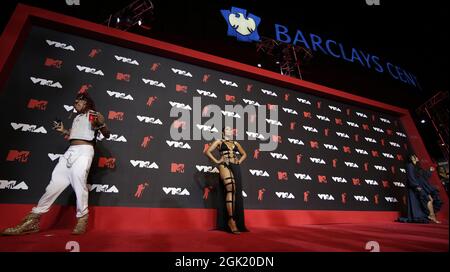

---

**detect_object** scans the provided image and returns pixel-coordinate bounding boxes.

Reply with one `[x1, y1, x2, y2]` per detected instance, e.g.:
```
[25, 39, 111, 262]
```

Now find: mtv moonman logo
[221, 7, 261, 42]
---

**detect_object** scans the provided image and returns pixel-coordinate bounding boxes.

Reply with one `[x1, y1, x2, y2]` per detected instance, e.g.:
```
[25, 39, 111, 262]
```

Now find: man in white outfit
[2, 91, 110, 235]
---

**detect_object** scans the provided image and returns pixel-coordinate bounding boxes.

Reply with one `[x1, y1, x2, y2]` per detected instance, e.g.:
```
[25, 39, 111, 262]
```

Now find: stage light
[138, 20, 142, 26]
[420, 119, 426, 124]
[257, 63, 262, 67]
[116, 17, 120, 23]
[275, 61, 280, 64]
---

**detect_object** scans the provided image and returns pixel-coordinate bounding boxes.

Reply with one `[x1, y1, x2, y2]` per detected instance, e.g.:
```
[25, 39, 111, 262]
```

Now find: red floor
[0, 222, 447, 252]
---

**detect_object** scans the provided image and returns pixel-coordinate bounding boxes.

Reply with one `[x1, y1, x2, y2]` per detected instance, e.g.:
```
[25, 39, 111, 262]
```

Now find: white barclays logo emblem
[221, 7, 261, 42]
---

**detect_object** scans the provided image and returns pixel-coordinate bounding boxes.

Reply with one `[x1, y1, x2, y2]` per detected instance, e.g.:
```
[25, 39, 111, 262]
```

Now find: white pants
[32, 145, 94, 218]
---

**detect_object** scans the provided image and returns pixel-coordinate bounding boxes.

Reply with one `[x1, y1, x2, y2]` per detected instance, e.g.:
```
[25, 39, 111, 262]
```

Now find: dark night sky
[1, 0, 448, 159]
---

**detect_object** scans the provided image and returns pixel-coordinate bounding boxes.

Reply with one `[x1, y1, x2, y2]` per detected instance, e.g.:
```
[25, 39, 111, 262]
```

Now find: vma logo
[88, 184, 119, 193]
[46, 40, 75, 51]
[11, 123, 47, 134]
[0, 180, 28, 190]
[131, 160, 159, 169]
[196, 165, 219, 173]
[30, 77, 62, 88]
[276, 192, 295, 199]
[163, 187, 190, 196]
[48, 153, 63, 161]
[249, 169, 270, 177]
[318, 194, 335, 201]
[221, 7, 261, 42]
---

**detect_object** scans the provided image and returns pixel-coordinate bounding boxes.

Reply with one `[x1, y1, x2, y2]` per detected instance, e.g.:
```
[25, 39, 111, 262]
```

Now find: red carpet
[0, 222, 447, 252]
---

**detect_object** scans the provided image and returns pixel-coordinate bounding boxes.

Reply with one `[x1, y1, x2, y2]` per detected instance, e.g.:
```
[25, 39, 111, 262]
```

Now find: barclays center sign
[221, 7, 420, 88]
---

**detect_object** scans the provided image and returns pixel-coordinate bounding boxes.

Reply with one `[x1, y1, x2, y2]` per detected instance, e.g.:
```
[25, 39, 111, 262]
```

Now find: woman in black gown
[399, 154, 443, 223]
[205, 126, 248, 234]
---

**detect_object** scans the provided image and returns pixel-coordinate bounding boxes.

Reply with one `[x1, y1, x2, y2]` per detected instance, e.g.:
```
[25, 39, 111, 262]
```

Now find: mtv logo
[303, 111, 312, 118]
[108, 111, 124, 120]
[172, 120, 186, 129]
[277, 171, 288, 181]
[310, 141, 319, 149]
[171, 163, 185, 173]
[352, 178, 361, 186]
[175, 84, 188, 93]
[98, 157, 116, 168]
[317, 175, 327, 183]
[225, 94, 236, 102]
[116, 73, 130, 82]
[150, 63, 161, 71]
[79, 84, 92, 93]
[272, 135, 282, 143]
[88, 49, 101, 58]
[202, 74, 210, 82]
[6, 150, 30, 163]
[27, 99, 48, 110]
[44, 58, 63, 68]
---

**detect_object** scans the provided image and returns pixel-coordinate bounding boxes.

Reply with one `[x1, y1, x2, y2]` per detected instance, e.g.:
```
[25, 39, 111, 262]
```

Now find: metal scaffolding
[104, 0, 154, 31]
[256, 36, 313, 80]
[416, 91, 449, 161]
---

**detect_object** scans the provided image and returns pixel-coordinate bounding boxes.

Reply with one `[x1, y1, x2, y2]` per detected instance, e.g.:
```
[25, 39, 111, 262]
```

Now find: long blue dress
[398, 163, 443, 223]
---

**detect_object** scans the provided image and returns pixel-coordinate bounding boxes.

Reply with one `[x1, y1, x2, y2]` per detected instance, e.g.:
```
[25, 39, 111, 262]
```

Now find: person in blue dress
[399, 154, 443, 223]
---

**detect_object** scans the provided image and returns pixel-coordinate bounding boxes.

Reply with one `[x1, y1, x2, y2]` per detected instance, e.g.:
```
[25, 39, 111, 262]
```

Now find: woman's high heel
[228, 217, 241, 234]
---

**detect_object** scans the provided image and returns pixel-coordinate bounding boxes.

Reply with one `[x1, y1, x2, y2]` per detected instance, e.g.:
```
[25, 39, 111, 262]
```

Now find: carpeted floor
[0, 222, 447, 252]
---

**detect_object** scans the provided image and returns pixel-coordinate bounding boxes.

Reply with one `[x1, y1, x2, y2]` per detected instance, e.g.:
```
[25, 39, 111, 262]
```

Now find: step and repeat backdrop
[0, 26, 410, 211]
